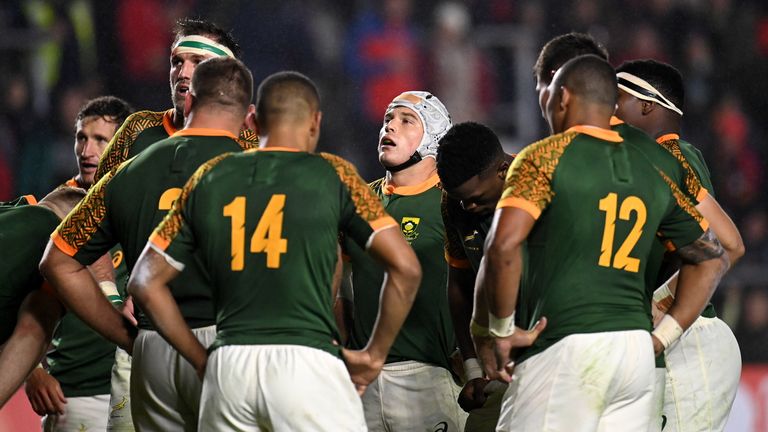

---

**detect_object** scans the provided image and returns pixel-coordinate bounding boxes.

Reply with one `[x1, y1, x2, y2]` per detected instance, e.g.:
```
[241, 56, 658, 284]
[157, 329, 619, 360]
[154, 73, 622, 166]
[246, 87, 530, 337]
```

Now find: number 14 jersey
[150, 149, 396, 358]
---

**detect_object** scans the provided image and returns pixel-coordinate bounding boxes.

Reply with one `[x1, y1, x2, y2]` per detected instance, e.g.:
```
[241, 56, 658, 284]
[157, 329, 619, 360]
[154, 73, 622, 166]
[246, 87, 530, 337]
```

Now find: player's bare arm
[128, 244, 208, 379]
[39, 242, 137, 353]
[448, 265, 488, 411]
[477, 207, 547, 382]
[0, 288, 63, 408]
[676, 228, 725, 265]
[652, 229, 728, 354]
[342, 227, 421, 395]
[695, 195, 744, 265]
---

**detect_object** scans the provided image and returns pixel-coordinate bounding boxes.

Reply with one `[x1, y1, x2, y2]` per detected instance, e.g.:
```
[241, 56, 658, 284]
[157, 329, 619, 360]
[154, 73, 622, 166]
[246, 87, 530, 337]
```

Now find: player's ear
[559, 86, 571, 111]
[641, 100, 655, 116]
[309, 110, 322, 139]
[497, 160, 510, 180]
[243, 104, 257, 132]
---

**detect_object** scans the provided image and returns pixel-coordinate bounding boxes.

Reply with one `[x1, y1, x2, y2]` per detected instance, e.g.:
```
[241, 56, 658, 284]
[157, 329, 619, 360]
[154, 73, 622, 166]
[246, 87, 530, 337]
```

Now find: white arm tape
[98, 281, 123, 305]
[652, 314, 683, 349]
[488, 311, 516, 338]
[463, 358, 484, 381]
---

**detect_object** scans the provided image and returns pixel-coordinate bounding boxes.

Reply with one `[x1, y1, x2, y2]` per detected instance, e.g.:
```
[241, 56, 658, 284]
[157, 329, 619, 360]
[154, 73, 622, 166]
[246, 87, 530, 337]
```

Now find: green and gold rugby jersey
[611, 118, 706, 301]
[52, 129, 251, 329]
[94, 109, 258, 183]
[150, 149, 396, 358]
[655, 133, 717, 318]
[344, 174, 456, 371]
[442, 191, 494, 274]
[499, 125, 708, 364]
[0, 197, 60, 344]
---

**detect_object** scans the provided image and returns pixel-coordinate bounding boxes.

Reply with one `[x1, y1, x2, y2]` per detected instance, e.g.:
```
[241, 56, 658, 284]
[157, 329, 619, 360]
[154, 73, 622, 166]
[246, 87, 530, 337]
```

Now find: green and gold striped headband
[172, 35, 235, 58]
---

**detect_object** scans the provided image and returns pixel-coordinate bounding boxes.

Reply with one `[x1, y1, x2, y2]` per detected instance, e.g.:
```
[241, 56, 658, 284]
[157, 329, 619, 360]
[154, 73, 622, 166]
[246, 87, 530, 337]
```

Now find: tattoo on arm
[676, 229, 724, 264]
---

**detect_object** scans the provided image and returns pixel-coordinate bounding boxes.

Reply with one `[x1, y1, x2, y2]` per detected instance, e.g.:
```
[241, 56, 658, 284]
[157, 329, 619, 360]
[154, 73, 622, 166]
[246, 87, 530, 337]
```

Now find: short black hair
[75, 96, 134, 130]
[437, 122, 504, 190]
[535, 33, 608, 85]
[616, 59, 685, 109]
[554, 54, 617, 110]
[192, 57, 253, 112]
[256, 71, 320, 132]
[173, 18, 242, 59]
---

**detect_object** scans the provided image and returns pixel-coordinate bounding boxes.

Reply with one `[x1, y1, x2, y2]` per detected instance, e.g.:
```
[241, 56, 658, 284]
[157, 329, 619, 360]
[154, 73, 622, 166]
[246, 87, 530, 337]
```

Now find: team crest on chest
[400, 217, 421, 242]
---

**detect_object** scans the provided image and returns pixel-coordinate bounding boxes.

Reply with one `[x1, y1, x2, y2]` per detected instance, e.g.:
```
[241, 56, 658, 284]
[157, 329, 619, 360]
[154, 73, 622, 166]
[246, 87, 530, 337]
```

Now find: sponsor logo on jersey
[400, 217, 421, 242]
[112, 250, 124, 268]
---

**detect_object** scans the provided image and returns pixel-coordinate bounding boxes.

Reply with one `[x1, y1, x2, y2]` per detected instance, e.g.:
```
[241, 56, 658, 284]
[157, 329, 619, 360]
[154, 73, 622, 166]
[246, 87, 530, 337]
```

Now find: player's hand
[471, 334, 500, 382]
[341, 348, 384, 396]
[491, 317, 548, 383]
[458, 377, 488, 412]
[25, 367, 67, 416]
[121, 295, 138, 326]
[651, 334, 665, 356]
[194, 356, 208, 381]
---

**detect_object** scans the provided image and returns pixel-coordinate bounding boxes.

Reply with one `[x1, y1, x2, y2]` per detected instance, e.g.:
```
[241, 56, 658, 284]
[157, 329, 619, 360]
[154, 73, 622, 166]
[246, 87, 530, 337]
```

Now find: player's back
[0, 202, 60, 343]
[105, 133, 242, 267]
[161, 149, 383, 357]
[509, 126, 705, 363]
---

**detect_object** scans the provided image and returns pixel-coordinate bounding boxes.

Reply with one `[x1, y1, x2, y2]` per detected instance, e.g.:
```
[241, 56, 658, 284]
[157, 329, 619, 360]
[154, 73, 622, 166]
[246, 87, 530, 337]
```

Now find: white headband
[617, 71, 683, 116]
[172, 35, 234, 58]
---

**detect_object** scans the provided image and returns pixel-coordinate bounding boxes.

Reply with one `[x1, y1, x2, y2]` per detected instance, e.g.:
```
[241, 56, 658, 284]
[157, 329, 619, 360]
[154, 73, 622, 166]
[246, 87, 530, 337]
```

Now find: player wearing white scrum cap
[339, 90, 469, 431]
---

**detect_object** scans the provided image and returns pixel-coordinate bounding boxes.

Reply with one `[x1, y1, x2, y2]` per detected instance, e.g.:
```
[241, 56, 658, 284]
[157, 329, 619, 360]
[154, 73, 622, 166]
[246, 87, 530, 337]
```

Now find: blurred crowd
[1, 0, 766, 359]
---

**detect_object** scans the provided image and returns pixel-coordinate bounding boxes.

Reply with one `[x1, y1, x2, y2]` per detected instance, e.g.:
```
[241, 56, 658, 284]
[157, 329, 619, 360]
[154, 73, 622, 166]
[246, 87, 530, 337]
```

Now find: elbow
[728, 241, 745, 265]
[126, 279, 144, 304]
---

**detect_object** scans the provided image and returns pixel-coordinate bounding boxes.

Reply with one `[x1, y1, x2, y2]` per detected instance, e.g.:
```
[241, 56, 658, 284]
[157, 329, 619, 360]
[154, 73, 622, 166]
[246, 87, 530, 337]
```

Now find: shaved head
[554, 54, 618, 111]
[255, 71, 320, 133]
[191, 57, 253, 116]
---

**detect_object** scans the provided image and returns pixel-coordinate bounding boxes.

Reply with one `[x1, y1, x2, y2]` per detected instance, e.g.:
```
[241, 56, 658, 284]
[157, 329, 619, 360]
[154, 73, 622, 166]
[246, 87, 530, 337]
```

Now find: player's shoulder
[122, 109, 168, 129]
[515, 130, 579, 165]
[312, 152, 366, 181]
[111, 110, 170, 146]
[0, 201, 59, 231]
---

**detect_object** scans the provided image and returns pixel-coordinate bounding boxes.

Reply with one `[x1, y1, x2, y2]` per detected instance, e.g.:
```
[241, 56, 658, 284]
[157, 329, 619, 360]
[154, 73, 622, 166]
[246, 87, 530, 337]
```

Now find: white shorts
[108, 347, 134, 431]
[649, 367, 666, 432]
[662, 316, 741, 432]
[42, 394, 110, 432]
[361, 360, 467, 432]
[497, 330, 655, 432]
[199, 344, 366, 431]
[131, 325, 216, 432]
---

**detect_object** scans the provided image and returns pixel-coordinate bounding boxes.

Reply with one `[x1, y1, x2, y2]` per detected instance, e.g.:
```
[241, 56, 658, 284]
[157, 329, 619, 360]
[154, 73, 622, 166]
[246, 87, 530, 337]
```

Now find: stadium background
[0, 0, 766, 430]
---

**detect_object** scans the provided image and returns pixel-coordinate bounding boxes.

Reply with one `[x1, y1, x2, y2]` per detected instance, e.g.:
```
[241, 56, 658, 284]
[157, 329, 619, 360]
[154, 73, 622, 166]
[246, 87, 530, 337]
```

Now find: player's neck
[385, 158, 437, 187]
[183, 110, 243, 138]
[564, 106, 612, 131]
[259, 124, 313, 152]
[653, 117, 681, 140]
[172, 108, 185, 130]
